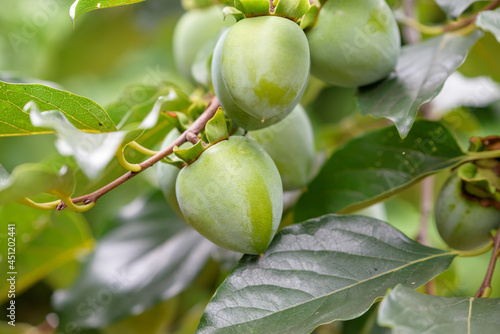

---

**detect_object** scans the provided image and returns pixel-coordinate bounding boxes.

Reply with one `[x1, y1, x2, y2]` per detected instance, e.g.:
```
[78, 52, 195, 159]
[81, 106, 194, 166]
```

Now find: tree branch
[57, 97, 220, 210]
[475, 229, 500, 298]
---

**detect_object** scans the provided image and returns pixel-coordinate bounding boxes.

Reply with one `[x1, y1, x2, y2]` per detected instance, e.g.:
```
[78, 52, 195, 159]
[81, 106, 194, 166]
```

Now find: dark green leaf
[435, 0, 487, 17]
[378, 285, 500, 333]
[0, 81, 116, 136]
[358, 31, 482, 138]
[54, 191, 216, 329]
[196, 215, 456, 334]
[70, 0, 146, 23]
[295, 121, 465, 221]
[476, 8, 500, 43]
[0, 204, 94, 302]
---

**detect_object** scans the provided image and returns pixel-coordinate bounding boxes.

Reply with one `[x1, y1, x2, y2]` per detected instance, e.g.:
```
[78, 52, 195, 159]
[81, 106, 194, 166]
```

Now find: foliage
[1, 0, 500, 333]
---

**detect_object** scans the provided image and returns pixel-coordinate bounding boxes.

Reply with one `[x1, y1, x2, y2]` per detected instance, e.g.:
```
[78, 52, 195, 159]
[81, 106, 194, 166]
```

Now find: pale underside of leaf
[358, 31, 482, 138]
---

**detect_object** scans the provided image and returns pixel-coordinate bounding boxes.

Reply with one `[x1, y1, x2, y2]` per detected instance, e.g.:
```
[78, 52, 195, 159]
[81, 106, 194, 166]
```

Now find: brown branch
[475, 229, 500, 298]
[443, 1, 500, 32]
[402, 0, 421, 44]
[417, 176, 434, 246]
[57, 97, 220, 210]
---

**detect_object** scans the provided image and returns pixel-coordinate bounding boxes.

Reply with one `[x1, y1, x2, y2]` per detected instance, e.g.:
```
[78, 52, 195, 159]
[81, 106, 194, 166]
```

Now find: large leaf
[26, 91, 173, 179]
[295, 121, 465, 221]
[0, 81, 116, 136]
[53, 191, 216, 329]
[476, 8, 500, 43]
[0, 203, 94, 303]
[358, 31, 482, 138]
[435, 0, 487, 17]
[70, 0, 146, 23]
[196, 215, 456, 334]
[378, 285, 500, 333]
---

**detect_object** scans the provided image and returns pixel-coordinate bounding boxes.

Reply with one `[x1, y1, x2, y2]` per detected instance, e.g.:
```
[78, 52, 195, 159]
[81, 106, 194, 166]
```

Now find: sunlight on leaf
[70, 0, 147, 24]
[0, 81, 116, 136]
[358, 31, 482, 138]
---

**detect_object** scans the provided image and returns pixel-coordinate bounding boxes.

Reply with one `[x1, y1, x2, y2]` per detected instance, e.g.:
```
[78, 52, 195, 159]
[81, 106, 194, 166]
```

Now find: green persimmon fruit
[176, 136, 283, 254]
[306, 0, 400, 87]
[212, 16, 310, 130]
[173, 6, 235, 84]
[157, 128, 189, 220]
[248, 104, 315, 191]
[435, 171, 500, 250]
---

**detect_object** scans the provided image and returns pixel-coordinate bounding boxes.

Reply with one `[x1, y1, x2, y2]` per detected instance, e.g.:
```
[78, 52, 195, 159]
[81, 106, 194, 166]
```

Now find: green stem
[455, 240, 494, 257]
[397, 15, 444, 35]
[128, 141, 160, 157]
[465, 150, 500, 162]
[17, 198, 61, 210]
[115, 145, 142, 172]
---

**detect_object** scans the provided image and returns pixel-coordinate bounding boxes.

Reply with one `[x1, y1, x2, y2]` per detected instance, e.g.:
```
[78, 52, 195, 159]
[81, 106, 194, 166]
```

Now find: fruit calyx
[173, 108, 229, 164]
[457, 161, 500, 210]
[232, 0, 310, 22]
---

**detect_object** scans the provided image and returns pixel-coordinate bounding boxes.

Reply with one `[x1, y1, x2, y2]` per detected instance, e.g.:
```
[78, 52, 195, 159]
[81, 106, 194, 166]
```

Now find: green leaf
[435, 0, 487, 17]
[0, 81, 116, 136]
[70, 0, 146, 23]
[54, 191, 216, 329]
[26, 92, 170, 179]
[476, 8, 500, 43]
[358, 31, 482, 138]
[174, 140, 205, 164]
[295, 121, 465, 221]
[378, 285, 500, 333]
[27, 102, 126, 180]
[0, 204, 94, 303]
[0, 162, 75, 205]
[196, 215, 456, 334]
[105, 83, 191, 130]
[205, 108, 229, 145]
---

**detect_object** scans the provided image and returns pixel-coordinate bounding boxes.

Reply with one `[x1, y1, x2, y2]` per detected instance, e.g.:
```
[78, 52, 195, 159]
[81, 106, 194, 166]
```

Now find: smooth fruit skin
[306, 0, 400, 87]
[212, 16, 310, 130]
[249, 104, 315, 191]
[435, 172, 500, 250]
[173, 6, 235, 83]
[157, 128, 187, 220]
[176, 136, 283, 254]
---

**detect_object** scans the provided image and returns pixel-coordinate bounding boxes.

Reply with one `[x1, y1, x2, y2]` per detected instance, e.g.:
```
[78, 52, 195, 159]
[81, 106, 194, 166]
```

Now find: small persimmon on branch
[56, 97, 221, 211]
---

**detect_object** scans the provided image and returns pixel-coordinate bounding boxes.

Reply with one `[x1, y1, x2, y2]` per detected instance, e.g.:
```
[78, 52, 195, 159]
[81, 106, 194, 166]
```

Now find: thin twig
[475, 230, 500, 298]
[417, 176, 434, 246]
[57, 97, 220, 210]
